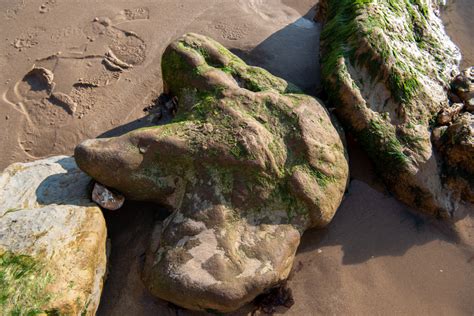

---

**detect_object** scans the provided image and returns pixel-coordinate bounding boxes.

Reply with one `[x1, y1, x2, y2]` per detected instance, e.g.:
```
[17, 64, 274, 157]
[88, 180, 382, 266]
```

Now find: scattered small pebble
[5, 115, 9, 120]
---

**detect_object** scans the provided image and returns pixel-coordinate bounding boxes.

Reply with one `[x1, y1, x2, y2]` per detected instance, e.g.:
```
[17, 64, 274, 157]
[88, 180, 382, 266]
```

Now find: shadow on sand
[231, 5, 321, 96]
[297, 179, 462, 266]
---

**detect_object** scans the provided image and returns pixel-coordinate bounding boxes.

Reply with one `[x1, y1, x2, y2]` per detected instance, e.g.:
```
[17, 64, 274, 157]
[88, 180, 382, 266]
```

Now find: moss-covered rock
[0, 156, 107, 315]
[75, 33, 349, 312]
[319, 0, 464, 217]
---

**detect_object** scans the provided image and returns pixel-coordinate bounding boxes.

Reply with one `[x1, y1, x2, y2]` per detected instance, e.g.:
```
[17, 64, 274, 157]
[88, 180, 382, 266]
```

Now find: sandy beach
[0, 0, 472, 315]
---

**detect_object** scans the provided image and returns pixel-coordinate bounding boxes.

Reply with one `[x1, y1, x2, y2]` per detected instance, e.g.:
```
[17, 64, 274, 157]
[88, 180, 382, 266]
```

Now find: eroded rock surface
[451, 66, 474, 111]
[75, 33, 349, 312]
[0, 156, 107, 315]
[319, 0, 466, 217]
[435, 113, 474, 202]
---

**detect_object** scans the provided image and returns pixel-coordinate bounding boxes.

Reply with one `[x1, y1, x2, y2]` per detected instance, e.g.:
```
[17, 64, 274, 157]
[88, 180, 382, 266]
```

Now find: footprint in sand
[4, 7, 149, 158]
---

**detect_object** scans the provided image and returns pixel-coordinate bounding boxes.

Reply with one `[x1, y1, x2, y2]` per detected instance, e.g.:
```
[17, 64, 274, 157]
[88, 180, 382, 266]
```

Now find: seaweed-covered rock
[319, 0, 463, 217]
[75, 33, 349, 312]
[0, 156, 107, 315]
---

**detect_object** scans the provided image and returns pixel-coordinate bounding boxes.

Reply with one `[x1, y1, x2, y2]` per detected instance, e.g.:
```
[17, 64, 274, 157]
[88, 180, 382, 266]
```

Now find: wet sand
[0, 0, 473, 315]
[441, 0, 473, 69]
[0, 0, 319, 169]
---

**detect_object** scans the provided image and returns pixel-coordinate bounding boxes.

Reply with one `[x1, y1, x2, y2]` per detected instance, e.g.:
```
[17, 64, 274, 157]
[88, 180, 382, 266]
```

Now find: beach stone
[437, 103, 463, 125]
[92, 182, 125, 210]
[0, 156, 107, 315]
[435, 113, 474, 203]
[319, 0, 464, 217]
[451, 67, 474, 112]
[75, 33, 349, 312]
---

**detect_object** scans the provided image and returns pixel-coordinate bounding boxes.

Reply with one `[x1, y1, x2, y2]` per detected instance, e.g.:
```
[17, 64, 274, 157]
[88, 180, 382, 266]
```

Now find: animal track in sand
[38, 0, 57, 14]
[4, 0, 25, 19]
[214, 22, 249, 41]
[120, 7, 150, 21]
[4, 7, 149, 158]
[11, 27, 45, 51]
[49, 26, 84, 42]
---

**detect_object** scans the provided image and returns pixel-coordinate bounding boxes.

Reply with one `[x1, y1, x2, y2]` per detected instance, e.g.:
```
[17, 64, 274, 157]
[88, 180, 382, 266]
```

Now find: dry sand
[0, 0, 472, 315]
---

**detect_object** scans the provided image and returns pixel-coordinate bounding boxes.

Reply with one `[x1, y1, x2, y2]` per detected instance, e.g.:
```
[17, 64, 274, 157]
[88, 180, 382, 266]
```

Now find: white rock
[0, 156, 107, 315]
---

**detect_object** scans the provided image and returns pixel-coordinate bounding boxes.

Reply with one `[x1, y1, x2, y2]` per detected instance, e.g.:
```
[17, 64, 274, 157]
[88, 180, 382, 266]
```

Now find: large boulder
[75, 33, 349, 312]
[319, 0, 464, 217]
[0, 156, 107, 315]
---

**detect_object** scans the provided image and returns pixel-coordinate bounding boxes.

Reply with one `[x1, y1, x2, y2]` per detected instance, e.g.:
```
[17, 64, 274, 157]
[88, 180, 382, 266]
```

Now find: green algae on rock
[319, 0, 464, 217]
[75, 33, 349, 312]
[0, 156, 107, 315]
